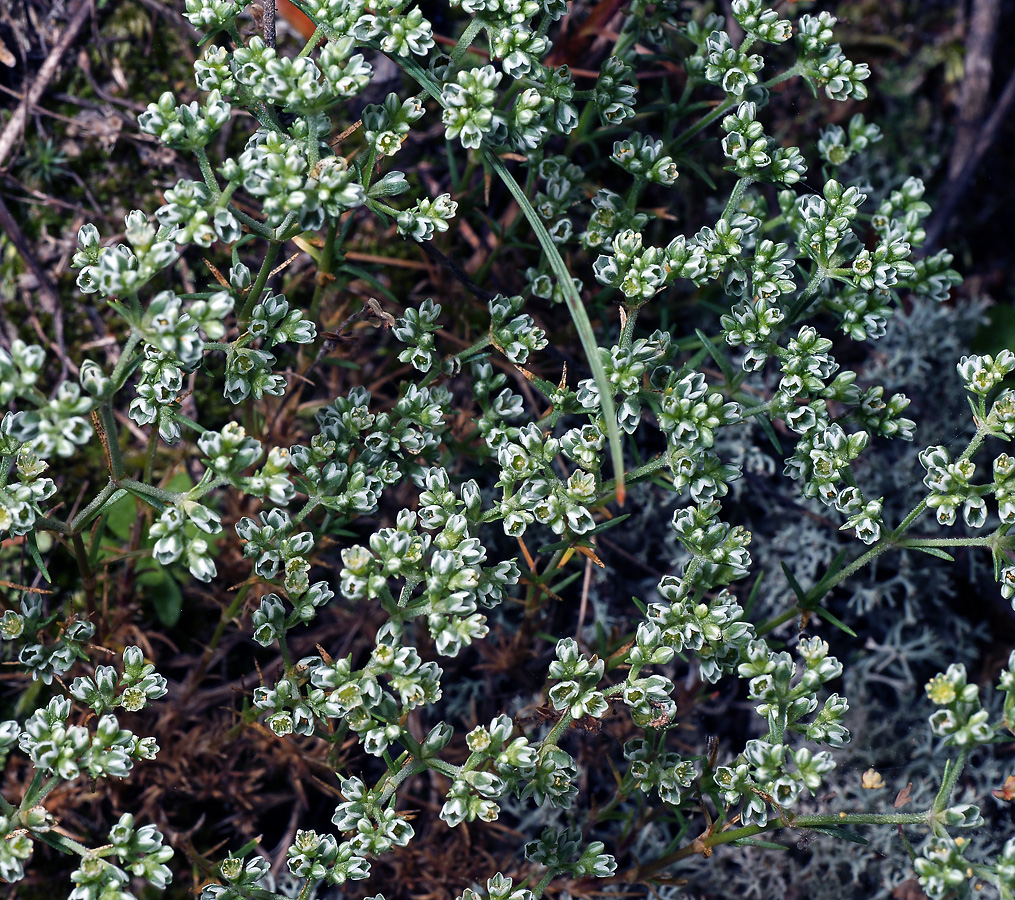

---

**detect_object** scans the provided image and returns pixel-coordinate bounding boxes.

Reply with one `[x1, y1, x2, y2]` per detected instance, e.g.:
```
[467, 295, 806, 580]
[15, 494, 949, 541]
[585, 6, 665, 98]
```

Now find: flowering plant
[1, 1, 1013, 899]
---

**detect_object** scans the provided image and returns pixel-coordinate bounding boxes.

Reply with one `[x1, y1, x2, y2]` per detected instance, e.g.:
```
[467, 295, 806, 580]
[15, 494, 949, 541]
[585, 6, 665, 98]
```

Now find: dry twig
[0, 0, 93, 171]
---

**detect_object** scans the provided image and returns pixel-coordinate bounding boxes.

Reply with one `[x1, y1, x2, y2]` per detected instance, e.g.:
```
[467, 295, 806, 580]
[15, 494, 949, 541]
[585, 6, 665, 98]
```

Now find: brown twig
[0, 194, 76, 379]
[924, 0, 1014, 252]
[924, 62, 1015, 253]
[948, 0, 999, 184]
[0, 0, 93, 172]
[414, 238, 496, 304]
[262, 0, 276, 49]
[0, 0, 92, 381]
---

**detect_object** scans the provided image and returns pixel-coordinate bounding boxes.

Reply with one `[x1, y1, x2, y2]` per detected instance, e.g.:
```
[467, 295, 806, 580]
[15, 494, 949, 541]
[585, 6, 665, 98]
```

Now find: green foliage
[1, 2, 1013, 900]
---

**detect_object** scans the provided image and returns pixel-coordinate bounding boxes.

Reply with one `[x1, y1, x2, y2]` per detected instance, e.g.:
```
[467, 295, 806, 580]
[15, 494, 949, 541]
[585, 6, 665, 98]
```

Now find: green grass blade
[306, 30, 627, 501]
[485, 152, 626, 502]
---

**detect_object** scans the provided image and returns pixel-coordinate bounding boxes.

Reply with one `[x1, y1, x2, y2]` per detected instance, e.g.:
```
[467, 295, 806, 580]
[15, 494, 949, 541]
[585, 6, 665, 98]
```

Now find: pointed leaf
[811, 604, 858, 637]
[695, 329, 737, 385]
[586, 513, 632, 536]
[755, 413, 784, 455]
[487, 151, 626, 503]
[732, 838, 789, 850]
[809, 549, 849, 601]
[804, 825, 869, 846]
[908, 545, 955, 562]
[744, 569, 765, 618]
[780, 561, 808, 603]
[26, 531, 51, 583]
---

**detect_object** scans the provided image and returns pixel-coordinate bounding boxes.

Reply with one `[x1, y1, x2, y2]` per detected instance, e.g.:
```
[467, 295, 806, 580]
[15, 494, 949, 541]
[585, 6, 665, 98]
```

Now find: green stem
[98, 403, 124, 480]
[29, 828, 98, 859]
[30, 774, 63, 807]
[143, 426, 159, 485]
[459, 333, 493, 362]
[932, 748, 970, 815]
[531, 869, 558, 900]
[240, 241, 282, 323]
[739, 400, 776, 419]
[309, 219, 339, 324]
[755, 606, 798, 637]
[275, 210, 301, 242]
[672, 65, 801, 153]
[784, 264, 829, 324]
[68, 480, 119, 533]
[195, 147, 221, 196]
[116, 477, 181, 505]
[306, 115, 320, 172]
[451, 17, 485, 65]
[898, 536, 996, 549]
[291, 498, 321, 528]
[19, 771, 46, 809]
[598, 453, 670, 501]
[377, 758, 428, 805]
[229, 205, 275, 239]
[171, 411, 207, 435]
[722, 176, 755, 222]
[427, 757, 460, 779]
[109, 331, 142, 389]
[297, 26, 324, 57]
[631, 808, 930, 881]
[34, 514, 70, 535]
[619, 304, 642, 351]
[758, 425, 992, 636]
[424, 335, 493, 389]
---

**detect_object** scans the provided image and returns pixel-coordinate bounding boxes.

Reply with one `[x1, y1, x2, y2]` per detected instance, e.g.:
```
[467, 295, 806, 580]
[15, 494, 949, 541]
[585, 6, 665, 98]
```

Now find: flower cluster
[5, 1, 1015, 898]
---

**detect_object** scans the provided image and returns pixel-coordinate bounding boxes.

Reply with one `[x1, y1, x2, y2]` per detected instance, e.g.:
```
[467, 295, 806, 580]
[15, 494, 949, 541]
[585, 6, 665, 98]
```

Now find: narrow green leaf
[695, 329, 737, 386]
[732, 838, 789, 850]
[631, 595, 648, 616]
[780, 561, 808, 603]
[487, 152, 626, 501]
[686, 345, 710, 371]
[353, 40, 628, 501]
[811, 604, 858, 637]
[804, 825, 869, 846]
[546, 571, 584, 595]
[744, 569, 765, 618]
[26, 531, 51, 583]
[966, 395, 980, 421]
[755, 413, 784, 455]
[678, 154, 718, 189]
[908, 545, 955, 561]
[809, 549, 849, 601]
[122, 482, 168, 513]
[585, 513, 632, 536]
